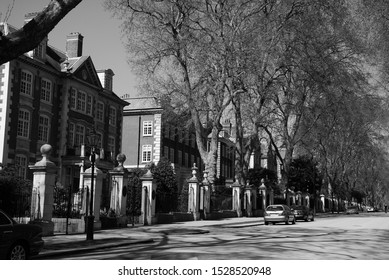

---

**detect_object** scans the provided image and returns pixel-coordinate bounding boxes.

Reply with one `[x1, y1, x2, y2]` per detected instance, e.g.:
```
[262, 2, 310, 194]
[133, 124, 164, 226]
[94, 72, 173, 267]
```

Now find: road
[50, 212, 389, 260]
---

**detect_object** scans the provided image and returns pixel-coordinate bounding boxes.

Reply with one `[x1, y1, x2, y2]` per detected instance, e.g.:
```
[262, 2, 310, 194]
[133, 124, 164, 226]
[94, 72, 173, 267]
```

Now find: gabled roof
[61, 56, 102, 88]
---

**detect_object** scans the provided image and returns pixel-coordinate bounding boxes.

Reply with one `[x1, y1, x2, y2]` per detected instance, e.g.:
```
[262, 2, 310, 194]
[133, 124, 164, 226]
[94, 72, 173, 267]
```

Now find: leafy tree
[0, 165, 32, 216]
[288, 156, 322, 195]
[126, 168, 144, 218]
[0, 0, 83, 64]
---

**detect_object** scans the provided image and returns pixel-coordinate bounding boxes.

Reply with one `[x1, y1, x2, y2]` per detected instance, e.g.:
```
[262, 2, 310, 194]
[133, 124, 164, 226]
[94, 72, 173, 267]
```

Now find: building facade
[0, 19, 128, 194]
[121, 96, 235, 186]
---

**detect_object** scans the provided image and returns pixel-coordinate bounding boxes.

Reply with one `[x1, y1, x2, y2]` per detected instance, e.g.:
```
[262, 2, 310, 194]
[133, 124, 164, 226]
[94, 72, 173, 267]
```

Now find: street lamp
[86, 128, 100, 241]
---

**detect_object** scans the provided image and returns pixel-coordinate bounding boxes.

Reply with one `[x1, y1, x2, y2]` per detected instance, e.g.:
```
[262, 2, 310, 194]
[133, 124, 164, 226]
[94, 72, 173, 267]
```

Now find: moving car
[291, 205, 314, 222]
[345, 205, 359, 214]
[0, 209, 44, 260]
[264, 204, 296, 225]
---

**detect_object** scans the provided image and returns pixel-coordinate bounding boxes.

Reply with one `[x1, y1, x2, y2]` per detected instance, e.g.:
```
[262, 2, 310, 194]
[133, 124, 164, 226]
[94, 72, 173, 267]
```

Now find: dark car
[0, 209, 44, 260]
[264, 204, 296, 225]
[291, 205, 314, 222]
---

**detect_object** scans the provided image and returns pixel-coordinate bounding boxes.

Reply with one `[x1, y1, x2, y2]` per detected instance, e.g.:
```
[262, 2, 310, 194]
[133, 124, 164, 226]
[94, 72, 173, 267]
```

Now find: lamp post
[86, 129, 99, 241]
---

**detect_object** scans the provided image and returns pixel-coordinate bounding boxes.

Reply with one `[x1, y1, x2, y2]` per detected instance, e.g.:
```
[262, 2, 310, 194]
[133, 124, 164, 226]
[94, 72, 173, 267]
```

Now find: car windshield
[266, 205, 283, 211]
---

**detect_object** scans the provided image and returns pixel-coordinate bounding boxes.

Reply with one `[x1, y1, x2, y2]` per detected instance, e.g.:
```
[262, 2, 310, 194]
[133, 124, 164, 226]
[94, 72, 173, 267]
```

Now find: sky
[0, 0, 139, 97]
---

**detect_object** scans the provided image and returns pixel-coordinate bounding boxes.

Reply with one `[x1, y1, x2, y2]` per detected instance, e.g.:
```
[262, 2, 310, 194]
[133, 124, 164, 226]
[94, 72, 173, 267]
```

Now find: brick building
[0, 18, 128, 192]
[121, 96, 235, 186]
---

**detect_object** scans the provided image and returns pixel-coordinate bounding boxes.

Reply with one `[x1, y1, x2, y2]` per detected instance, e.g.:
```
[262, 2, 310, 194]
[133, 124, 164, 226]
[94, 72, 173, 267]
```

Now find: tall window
[109, 106, 117, 126]
[75, 124, 85, 146]
[143, 121, 153, 136]
[70, 88, 77, 109]
[76, 91, 86, 112]
[15, 155, 28, 179]
[20, 70, 33, 96]
[86, 94, 93, 115]
[41, 79, 52, 103]
[68, 123, 75, 146]
[17, 109, 30, 138]
[108, 136, 115, 159]
[97, 102, 104, 121]
[38, 115, 50, 142]
[142, 145, 152, 162]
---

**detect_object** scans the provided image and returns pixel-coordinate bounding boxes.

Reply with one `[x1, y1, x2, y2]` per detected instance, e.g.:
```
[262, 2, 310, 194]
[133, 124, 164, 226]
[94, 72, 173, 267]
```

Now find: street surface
[44, 212, 389, 260]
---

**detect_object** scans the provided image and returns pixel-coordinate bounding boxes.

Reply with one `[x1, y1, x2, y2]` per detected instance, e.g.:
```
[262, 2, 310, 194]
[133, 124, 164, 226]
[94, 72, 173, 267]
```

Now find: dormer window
[34, 43, 43, 59]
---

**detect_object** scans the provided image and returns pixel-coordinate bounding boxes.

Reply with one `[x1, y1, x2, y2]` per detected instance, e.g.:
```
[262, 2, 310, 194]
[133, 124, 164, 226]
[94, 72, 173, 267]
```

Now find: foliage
[126, 168, 144, 217]
[150, 157, 178, 195]
[0, 165, 32, 215]
[288, 156, 322, 194]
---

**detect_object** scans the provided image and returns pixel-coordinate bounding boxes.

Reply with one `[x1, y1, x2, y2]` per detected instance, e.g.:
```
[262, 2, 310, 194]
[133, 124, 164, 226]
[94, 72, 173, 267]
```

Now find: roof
[122, 96, 162, 113]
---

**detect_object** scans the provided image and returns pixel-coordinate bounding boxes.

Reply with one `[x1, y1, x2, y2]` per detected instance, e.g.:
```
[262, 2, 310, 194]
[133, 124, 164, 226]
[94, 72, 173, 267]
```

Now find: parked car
[264, 204, 296, 225]
[345, 205, 359, 214]
[366, 206, 374, 212]
[291, 205, 314, 222]
[0, 209, 44, 260]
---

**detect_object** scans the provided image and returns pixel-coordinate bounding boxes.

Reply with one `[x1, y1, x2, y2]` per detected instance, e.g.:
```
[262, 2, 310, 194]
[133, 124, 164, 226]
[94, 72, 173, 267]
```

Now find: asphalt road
[50, 212, 389, 260]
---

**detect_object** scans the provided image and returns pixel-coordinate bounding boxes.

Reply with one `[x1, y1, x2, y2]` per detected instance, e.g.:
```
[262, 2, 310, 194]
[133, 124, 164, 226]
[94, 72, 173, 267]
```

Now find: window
[75, 124, 85, 146]
[70, 89, 77, 109]
[0, 212, 12, 225]
[15, 155, 28, 179]
[34, 43, 43, 58]
[20, 70, 33, 96]
[68, 123, 75, 146]
[97, 102, 104, 121]
[142, 145, 152, 162]
[86, 94, 93, 115]
[108, 136, 115, 159]
[38, 115, 50, 142]
[109, 106, 116, 126]
[17, 109, 30, 138]
[143, 121, 153, 136]
[76, 91, 86, 112]
[41, 79, 52, 103]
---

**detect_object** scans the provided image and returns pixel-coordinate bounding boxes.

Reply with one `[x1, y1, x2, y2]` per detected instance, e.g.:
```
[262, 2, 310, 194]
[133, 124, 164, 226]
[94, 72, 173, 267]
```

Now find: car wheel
[8, 243, 28, 260]
[311, 215, 315, 221]
[265, 221, 269, 225]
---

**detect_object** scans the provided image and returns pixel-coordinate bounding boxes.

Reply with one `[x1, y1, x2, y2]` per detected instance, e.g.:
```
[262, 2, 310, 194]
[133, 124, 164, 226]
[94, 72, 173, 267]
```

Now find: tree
[0, 0, 83, 64]
[0, 165, 32, 216]
[106, 0, 240, 183]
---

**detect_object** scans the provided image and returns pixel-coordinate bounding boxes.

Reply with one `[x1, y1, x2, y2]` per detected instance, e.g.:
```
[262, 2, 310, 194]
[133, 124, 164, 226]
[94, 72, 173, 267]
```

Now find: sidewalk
[35, 217, 264, 259]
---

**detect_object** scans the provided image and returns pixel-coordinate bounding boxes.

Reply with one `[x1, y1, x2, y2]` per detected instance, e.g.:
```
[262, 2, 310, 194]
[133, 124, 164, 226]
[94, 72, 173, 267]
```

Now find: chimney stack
[66, 32, 83, 58]
[97, 69, 115, 91]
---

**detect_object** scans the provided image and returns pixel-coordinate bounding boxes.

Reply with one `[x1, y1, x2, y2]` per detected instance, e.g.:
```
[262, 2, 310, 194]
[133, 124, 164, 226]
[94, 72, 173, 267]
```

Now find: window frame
[38, 115, 50, 142]
[20, 70, 33, 96]
[142, 145, 152, 163]
[17, 109, 30, 139]
[109, 106, 117, 126]
[96, 102, 104, 122]
[143, 120, 153, 136]
[15, 154, 28, 179]
[40, 78, 52, 103]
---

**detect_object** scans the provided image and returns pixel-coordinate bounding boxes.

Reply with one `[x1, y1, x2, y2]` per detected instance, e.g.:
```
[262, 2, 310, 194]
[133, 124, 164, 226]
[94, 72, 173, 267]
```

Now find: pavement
[35, 212, 345, 259]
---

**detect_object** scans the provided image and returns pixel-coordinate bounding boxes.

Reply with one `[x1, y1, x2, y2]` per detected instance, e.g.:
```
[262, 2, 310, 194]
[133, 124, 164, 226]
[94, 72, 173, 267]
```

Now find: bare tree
[0, 0, 83, 64]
